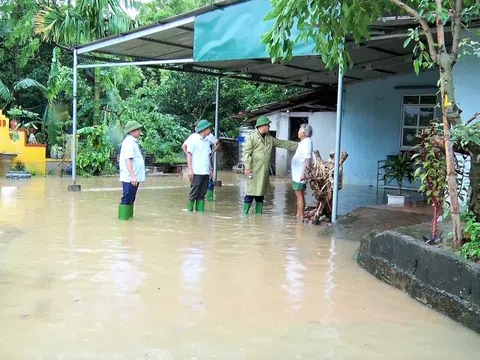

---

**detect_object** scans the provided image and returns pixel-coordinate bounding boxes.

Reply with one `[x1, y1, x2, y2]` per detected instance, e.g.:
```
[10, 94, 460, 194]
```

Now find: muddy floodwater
[1, 173, 479, 359]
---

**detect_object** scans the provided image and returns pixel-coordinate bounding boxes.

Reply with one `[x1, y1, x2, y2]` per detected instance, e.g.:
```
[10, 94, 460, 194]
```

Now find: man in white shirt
[183, 124, 221, 202]
[291, 123, 313, 222]
[186, 119, 213, 212]
[118, 120, 145, 220]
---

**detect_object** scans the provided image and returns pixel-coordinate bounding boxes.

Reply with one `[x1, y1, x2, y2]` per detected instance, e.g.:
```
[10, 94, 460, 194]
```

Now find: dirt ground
[319, 206, 434, 241]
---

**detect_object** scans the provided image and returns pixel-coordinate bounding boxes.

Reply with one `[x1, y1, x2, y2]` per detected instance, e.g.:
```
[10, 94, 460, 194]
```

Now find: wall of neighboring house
[453, 54, 480, 122]
[340, 48, 480, 187]
[341, 69, 439, 186]
[267, 111, 337, 176]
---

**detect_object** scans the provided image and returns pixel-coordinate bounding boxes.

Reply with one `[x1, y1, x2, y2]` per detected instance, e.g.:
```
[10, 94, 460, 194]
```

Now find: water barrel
[237, 126, 255, 164]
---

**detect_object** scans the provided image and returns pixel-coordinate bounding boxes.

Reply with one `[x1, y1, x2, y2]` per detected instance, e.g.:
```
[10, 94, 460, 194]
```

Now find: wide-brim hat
[196, 119, 212, 133]
[255, 116, 271, 128]
[124, 120, 143, 134]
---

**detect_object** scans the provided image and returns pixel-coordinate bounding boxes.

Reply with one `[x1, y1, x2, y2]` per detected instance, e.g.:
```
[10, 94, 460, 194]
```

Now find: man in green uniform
[243, 116, 298, 214]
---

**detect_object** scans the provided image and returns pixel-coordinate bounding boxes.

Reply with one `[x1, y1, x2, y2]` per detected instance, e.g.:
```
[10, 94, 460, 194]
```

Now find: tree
[263, 0, 480, 248]
[137, 0, 214, 24]
[0, 0, 42, 73]
[34, 0, 138, 124]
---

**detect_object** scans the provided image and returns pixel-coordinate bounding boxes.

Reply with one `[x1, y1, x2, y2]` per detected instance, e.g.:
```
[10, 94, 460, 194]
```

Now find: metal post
[331, 68, 344, 221]
[213, 76, 221, 184]
[68, 49, 81, 191]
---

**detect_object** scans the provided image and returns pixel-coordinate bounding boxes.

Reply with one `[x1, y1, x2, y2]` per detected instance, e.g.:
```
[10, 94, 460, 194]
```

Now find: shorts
[292, 181, 307, 191]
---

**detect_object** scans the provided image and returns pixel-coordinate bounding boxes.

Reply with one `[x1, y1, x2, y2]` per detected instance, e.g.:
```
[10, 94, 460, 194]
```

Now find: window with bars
[400, 95, 438, 148]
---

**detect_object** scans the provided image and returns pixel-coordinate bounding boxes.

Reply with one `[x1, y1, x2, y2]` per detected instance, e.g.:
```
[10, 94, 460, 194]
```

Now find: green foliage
[156, 71, 300, 137]
[412, 123, 447, 206]
[458, 210, 480, 261]
[382, 152, 415, 195]
[459, 37, 480, 59]
[0, 78, 12, 103]
[11, 161, 26, 172]
[411, 123, 447, 239]
[118, 83, 190, 164]
[76, 123, 115, 176]
[451, 123, 480, 148]
[34, 0, 137, 46]
[0, 0, 42, 69]
[137, 0, 214, 24]
[262, 0, 390, 70]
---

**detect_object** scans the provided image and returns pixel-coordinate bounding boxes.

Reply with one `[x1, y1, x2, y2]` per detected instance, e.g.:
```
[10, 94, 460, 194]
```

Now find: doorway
[287, 116, 308, 172]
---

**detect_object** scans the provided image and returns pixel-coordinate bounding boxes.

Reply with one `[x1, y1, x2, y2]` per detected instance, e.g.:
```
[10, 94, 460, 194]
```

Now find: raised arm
[272, 137, 298, 151]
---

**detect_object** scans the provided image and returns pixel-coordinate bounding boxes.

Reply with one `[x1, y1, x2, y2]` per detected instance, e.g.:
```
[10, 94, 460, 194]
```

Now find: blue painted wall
[341, 69, 439, 186]
[453, 36, 480, 122]
[341, 49, 480, 186]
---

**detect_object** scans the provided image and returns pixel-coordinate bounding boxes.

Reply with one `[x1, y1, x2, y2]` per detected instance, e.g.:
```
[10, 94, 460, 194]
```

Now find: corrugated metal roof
[74, 0, 474, 89]
[231, 91, 337, 122]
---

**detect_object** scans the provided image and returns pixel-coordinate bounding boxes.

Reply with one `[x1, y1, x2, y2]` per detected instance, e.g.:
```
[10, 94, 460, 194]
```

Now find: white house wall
[267, 111, 337, 176]
[266, 113, 288, 175]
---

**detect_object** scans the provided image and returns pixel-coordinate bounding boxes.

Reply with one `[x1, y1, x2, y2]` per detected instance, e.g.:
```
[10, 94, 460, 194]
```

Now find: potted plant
[382, 152, 415, 206]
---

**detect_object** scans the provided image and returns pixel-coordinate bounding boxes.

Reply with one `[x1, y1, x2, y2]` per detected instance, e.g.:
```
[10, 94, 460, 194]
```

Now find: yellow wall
[0, 110, 46, 175]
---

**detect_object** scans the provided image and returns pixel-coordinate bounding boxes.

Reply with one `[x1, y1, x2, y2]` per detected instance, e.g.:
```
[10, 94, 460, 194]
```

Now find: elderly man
[186, 119, 214, 212]
[243, 116, 298, 215]
[118, 120, 145, 220]
[291, 123, 313, 221]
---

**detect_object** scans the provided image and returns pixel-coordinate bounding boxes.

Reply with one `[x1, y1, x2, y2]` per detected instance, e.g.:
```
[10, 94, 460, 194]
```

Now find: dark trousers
[189, 175, 209, 201]
[121, 182, 139, 205]
[244, 195, 264, 204]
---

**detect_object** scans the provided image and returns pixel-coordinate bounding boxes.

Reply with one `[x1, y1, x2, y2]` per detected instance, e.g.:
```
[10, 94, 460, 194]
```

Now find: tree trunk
[432, 199, 439, 238]
[94, 67, 100, 125]
[438, 52, 463, 248]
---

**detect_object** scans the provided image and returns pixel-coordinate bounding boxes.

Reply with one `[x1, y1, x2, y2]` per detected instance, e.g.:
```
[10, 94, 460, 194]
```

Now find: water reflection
[179, 243, 205, 312]
[321, 235, 341, 358]
[281, 243, 305, 312]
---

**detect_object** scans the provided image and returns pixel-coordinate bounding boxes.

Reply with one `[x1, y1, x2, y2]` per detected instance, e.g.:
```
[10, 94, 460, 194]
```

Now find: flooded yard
[0, 172, 479, 359]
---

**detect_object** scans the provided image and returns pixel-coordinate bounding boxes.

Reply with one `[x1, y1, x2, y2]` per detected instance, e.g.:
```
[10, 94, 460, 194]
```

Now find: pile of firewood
[304, 150, 349, 225]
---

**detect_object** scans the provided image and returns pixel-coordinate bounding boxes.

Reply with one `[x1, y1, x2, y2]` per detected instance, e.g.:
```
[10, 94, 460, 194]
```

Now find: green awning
[194, 0, 315, 62]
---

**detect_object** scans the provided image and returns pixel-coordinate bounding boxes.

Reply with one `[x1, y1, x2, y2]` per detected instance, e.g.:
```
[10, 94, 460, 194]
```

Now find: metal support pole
[331, 68, 344, 221]
[68, 49, 81, 191]
[213, 76, 221, 184]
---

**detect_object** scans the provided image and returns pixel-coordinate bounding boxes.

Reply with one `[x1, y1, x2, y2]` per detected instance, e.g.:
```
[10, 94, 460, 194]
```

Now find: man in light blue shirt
[118, 120, 145, 220]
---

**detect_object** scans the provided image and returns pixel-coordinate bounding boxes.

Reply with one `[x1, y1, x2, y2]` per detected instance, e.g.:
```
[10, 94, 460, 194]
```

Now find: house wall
[340, 49, 480, 187]
[341, 69, 439, 186]
[453, 52, 480, 122]
[267, 111, 337, 176]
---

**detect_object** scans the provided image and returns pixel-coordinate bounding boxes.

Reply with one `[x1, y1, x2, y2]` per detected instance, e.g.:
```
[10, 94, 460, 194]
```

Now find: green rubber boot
[206, 189, 214, 202]
[130, 204, 134, 218]
[188, 200, 195, 212]
[118, 204, 131, 220]
[255, 202, 264, 214]
[196, 200, 205, 212]
[243, 202, 252, 215]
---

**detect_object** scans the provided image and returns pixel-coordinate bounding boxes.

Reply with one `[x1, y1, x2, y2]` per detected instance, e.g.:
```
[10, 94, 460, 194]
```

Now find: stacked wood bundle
[304, 150, 349, 225]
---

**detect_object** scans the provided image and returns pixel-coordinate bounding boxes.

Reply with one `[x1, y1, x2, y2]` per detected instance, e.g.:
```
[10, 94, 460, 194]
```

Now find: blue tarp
[193, 0, 316, 62]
